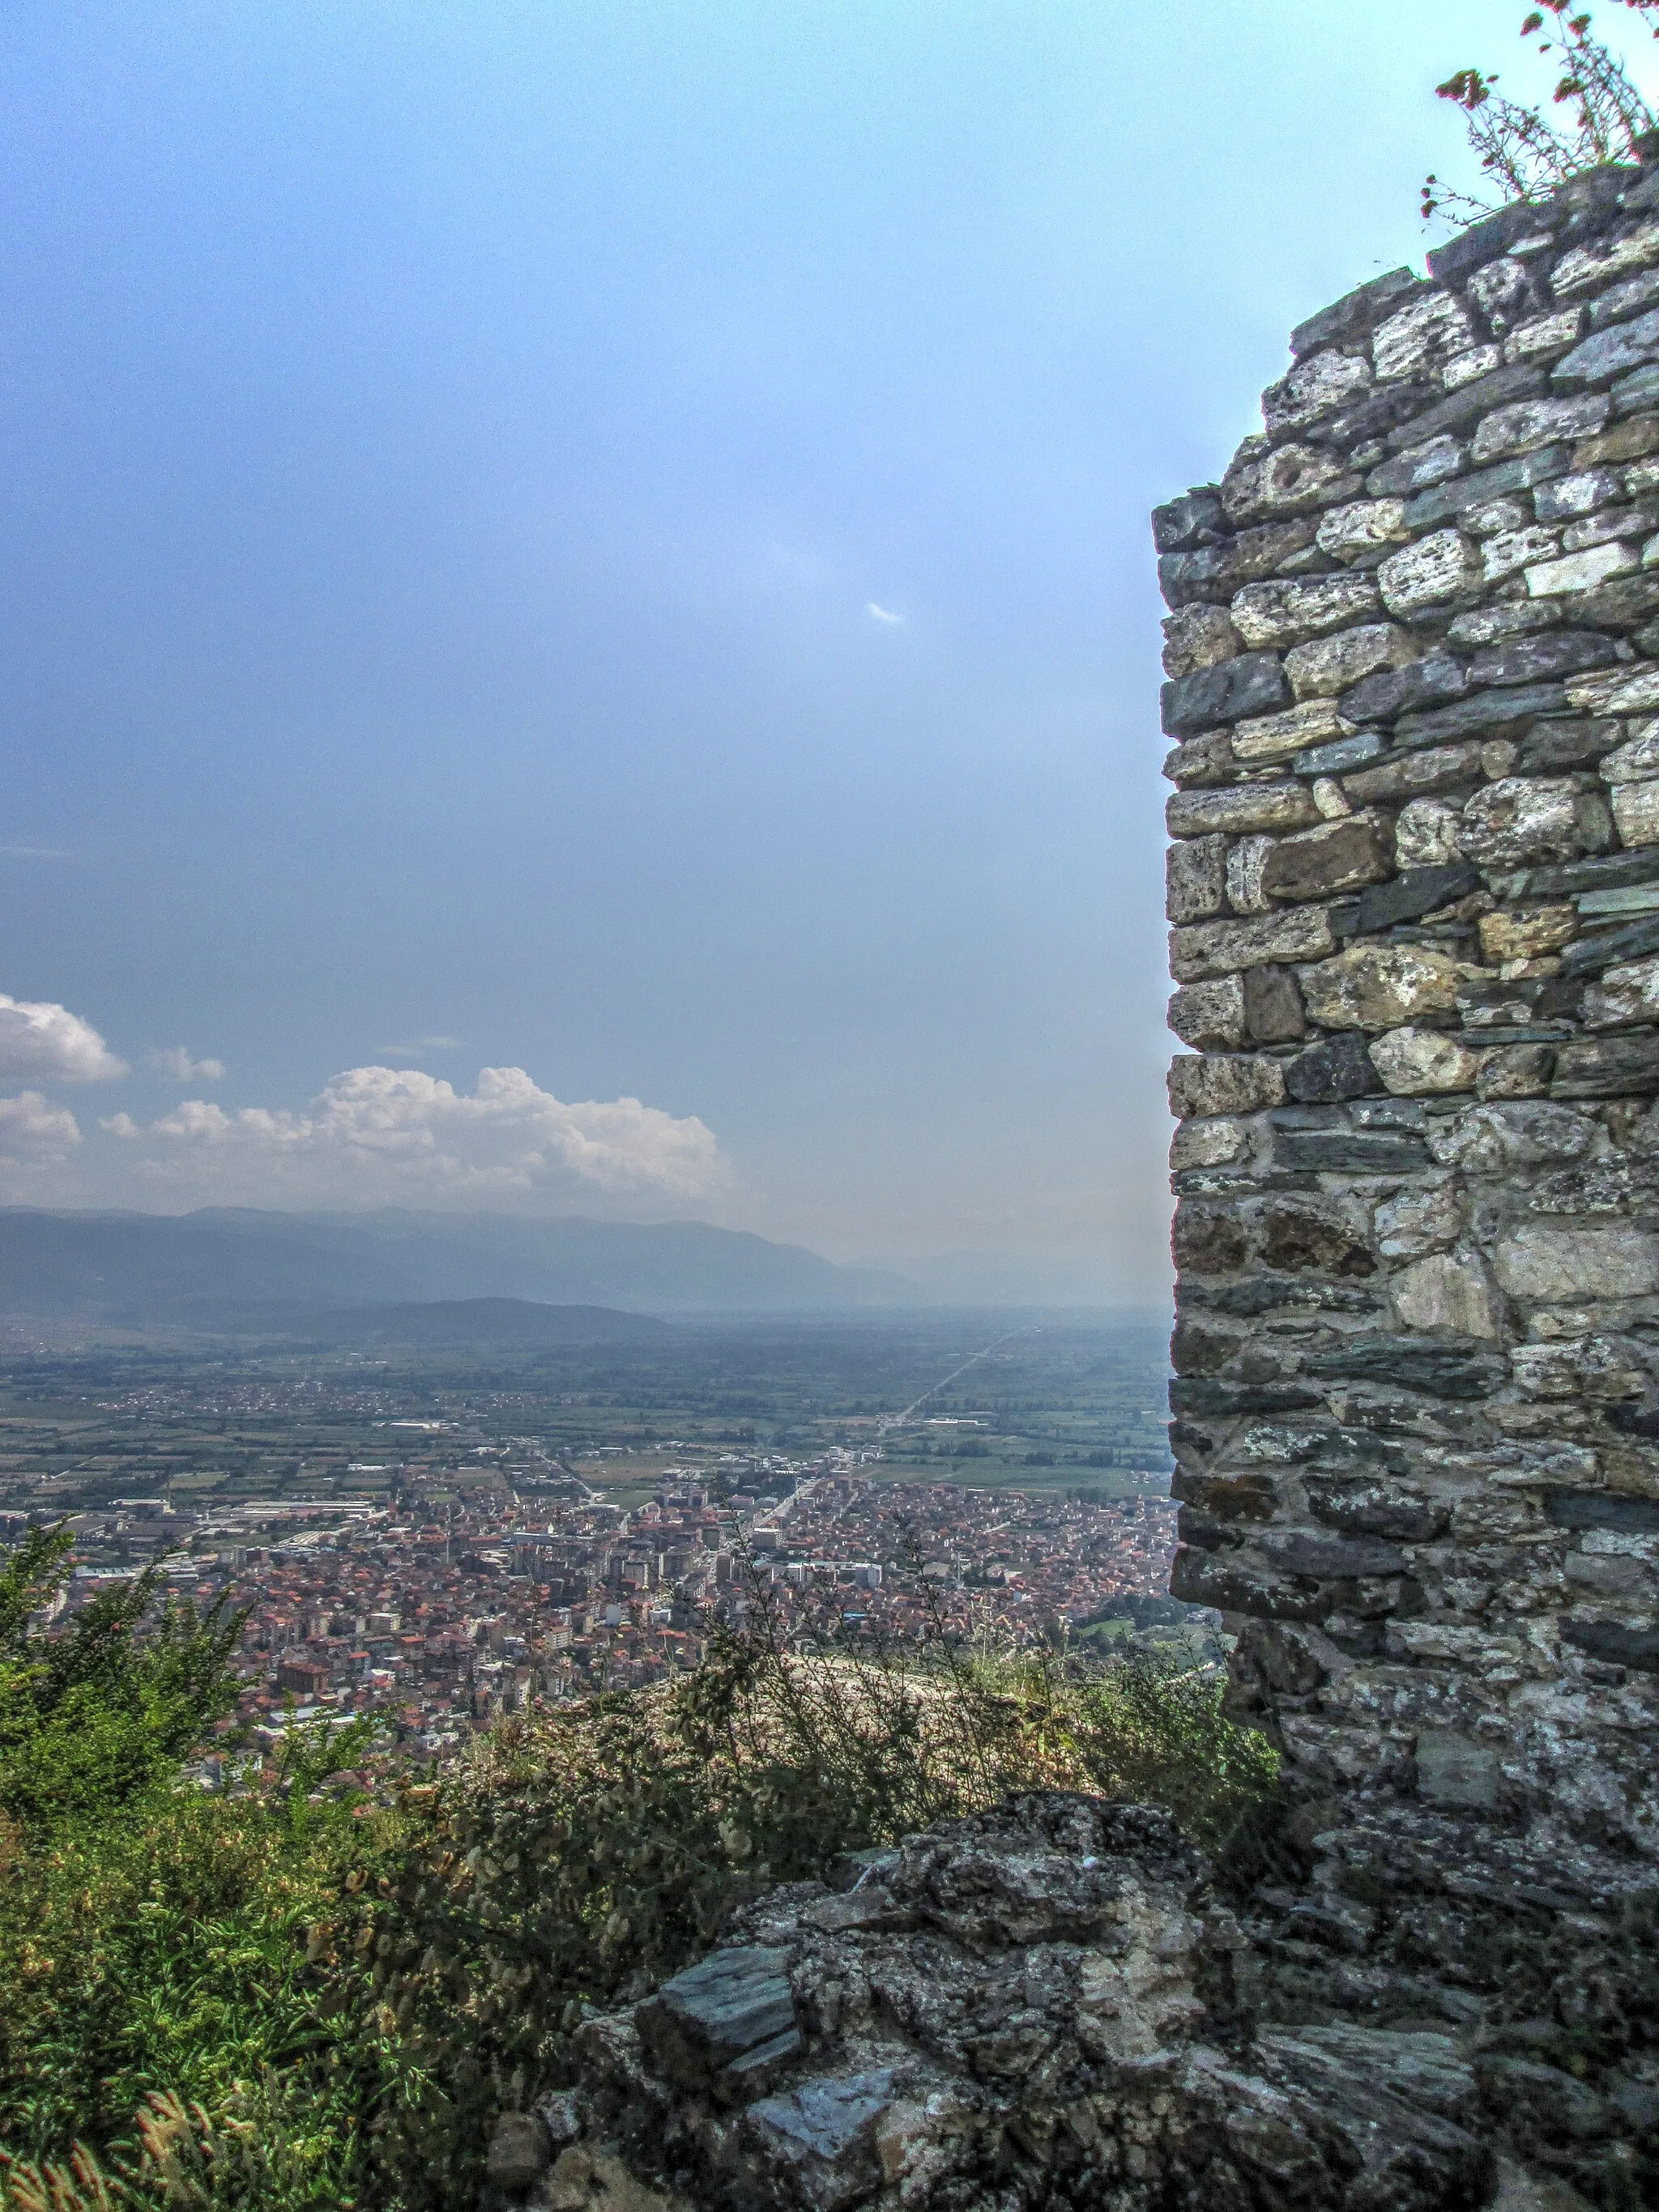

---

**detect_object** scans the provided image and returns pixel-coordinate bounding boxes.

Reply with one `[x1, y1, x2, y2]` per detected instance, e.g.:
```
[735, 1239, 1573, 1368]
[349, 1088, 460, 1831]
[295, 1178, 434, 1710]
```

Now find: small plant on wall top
[1426, 2, 1659, 222]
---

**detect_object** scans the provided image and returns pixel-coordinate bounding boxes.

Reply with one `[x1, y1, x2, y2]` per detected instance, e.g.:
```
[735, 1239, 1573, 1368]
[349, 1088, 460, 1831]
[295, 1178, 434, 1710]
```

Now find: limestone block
[1162, 650, 1290, 735]
[1257, 1197, 1374, 1276]
[1550, 217, 1659, 300]
[1482, 525, 1560, 583]
[1550, 1030, 1659, 1097]
[1222, 441, 1363, 525]
[1169, 976, 1246, 1052]
[1380, 529, 1484, 616]
[1525, 540, 1641, 595]
[1154, 485, 1226, 552]
[1611, 778, 1659, 847]
[1573, 413, 1659, 467]
[1163, 731, 1235, 785]
[1477, 1044, 1556, 1098]
[1466, 254, 1531, 331]
[1460, 777, 1592, 867]
[1316, 497, 1410, 563]
[1369, 1026, 1482, 1095]
[1223, 836, 1273, 914]
[1372, 291, 1474, 381]
[1505, 305, 1586, 362]
[1426, 1101, 1597, 1171]
[1570, 501, 1659, 552]
[1161, 604, 1242, 678]
[1512, 1335, 1648, 1401]
[1396, 798, 1465, 865]
[1166, 786, 1321, 838]
[1172, 1203, 1248, 1275]
[1243, 962, 1306, 1042]
[1600, 722, 1659, 783]
[1534, 469, 1625, 524]
[1565, 660, 1659, 715]
[1298, 943, 1461, 1031]
[1466, 496, 1529, 538]
[1494, 1223, 1659, 1301]
[1230, 574, 1383, 650]
[1166, 836, 1229, 924]
[1392, 1254, 1499, 1337]
[1344, 740, 1498, 804]
[1167, 1053, 1286, 1119]
[1232, 697, 1356, 764]
[1553, 302, 1659, 390]
[1445, 343, 1504, 390]
[1170, 1117, 1251, 1172]
[1369, 433, 1465, 496]
[1469, 393, 1610, 464]
[1285, 622, 1415, 701]
[1282, 1031, 1379, 1104]
[1260, 812, 1393, 901]
[1375, 1183, 1463, 1259]
[1477, 906, 1577, 963]
[1171, 906, 1336, 983]
[1584, 954, 1659, 1029]
[1161, 518, 1321, 605]
[1262, 347, 1372, 434]
[1344, 649, 1473, 723]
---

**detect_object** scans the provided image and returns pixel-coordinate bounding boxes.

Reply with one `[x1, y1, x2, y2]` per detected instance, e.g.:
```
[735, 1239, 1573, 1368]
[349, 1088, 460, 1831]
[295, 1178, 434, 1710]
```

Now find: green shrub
[0, 1528, 242, 1837]
[0, 1528, 418, 2211]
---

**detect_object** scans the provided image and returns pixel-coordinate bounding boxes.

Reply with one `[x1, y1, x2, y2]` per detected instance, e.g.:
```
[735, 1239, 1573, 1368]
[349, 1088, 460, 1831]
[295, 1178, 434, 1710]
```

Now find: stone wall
[1159, 160, 1659, 1870]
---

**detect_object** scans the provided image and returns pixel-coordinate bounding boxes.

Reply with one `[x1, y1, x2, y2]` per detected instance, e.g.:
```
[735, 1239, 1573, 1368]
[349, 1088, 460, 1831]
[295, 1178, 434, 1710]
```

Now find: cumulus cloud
[0, 995, 126, 1082]
[147, 1046, 226, 1082]
[0, 1092, 81, 1166]
[866, 602, 905, 625]
[126, 1064, 726, 1206]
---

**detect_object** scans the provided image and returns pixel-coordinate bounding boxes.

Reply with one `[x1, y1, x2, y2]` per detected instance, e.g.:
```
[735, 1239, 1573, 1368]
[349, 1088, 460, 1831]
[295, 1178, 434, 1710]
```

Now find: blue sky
[0, 2, 1598, 1296]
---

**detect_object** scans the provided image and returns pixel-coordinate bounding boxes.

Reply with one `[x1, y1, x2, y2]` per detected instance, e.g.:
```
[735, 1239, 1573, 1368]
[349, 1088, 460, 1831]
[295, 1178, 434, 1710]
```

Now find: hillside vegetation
[0, 1531, 1277, 2212]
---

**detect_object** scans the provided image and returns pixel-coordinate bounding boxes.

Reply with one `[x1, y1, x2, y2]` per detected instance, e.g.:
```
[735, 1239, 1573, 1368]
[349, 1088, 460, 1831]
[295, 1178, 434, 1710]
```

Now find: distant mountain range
[274, 1297, 672, 1347]
[0, 1207, 911, 1328]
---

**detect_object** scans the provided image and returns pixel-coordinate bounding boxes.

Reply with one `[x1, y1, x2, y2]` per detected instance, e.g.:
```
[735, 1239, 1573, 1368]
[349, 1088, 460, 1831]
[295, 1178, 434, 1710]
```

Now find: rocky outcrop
[491, 1796, 1503, 2212]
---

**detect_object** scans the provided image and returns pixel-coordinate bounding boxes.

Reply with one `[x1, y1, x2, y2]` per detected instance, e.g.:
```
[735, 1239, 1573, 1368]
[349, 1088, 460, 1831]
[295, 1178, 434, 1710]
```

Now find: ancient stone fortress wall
[1159, 160, 1659, 1871]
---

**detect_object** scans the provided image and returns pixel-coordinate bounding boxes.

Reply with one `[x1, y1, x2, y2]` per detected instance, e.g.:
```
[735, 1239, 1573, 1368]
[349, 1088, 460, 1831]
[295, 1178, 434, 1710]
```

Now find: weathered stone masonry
[1160, 162, 1659, 1870]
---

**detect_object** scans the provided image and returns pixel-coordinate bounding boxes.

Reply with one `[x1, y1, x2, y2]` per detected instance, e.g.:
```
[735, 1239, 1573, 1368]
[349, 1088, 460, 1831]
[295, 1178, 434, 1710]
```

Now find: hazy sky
[0, 2, 1589, 1295]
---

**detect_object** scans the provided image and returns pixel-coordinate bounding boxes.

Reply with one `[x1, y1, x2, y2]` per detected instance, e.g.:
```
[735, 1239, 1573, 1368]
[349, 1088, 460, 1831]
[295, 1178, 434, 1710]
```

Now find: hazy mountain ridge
[0, 1207, 913, 1322]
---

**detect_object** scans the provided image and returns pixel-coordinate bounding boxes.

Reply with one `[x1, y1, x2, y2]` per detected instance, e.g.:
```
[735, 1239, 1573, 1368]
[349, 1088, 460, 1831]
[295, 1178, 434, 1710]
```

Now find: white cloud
[127, 1063, 726, 1206]
[0, 995, 126, 1082]
[0, 1092, 82, 1175]
[1, 846, 69, 859]
[866, 602, 905, 625]
[147, 1046, 226, 1082]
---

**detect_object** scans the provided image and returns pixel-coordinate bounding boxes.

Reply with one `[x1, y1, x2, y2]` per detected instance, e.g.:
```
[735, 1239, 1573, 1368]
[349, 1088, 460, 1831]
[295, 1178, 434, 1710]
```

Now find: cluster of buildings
[48, 1446, 1178, 1771]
